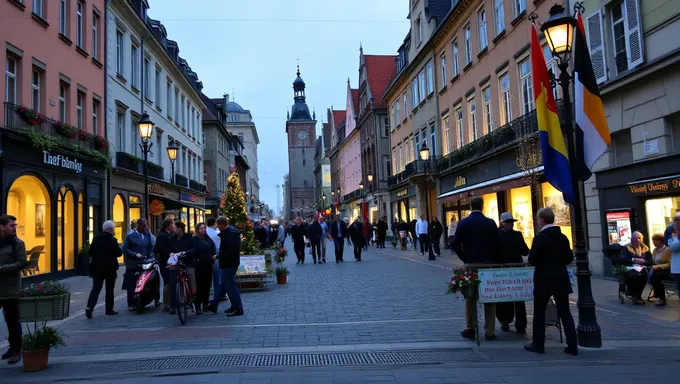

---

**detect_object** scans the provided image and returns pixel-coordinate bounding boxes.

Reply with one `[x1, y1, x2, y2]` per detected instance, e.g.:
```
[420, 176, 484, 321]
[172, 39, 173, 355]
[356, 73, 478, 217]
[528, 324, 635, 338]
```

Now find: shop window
[509, 186, 535, 246]
[57, 187, 76, 271]
[482, 193, 499, 226]
[188, 208, 196, 233]
[645, 197, 680, 249]
[541, 182, 572, 247]
[7, 175, 52, 276]
[129, 194, 142, 224]
[78, 193, 84, 252]
[88, 205, 95, 244]
[113, 194, 126, 263]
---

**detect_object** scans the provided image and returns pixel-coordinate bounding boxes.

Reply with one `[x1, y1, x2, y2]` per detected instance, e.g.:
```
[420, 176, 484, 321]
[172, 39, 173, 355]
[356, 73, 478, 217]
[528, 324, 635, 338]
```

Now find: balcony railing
[435, 101, 564, 175]
[4, 102, 98, 151]
[189, 179, 207, 193]
[387, 157, 439, 188]
[175, 174, 189, 188]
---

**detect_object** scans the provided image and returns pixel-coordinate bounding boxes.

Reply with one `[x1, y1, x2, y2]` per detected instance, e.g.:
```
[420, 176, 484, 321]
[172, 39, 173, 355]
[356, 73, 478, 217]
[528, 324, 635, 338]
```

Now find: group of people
[392, 216, 445, 257]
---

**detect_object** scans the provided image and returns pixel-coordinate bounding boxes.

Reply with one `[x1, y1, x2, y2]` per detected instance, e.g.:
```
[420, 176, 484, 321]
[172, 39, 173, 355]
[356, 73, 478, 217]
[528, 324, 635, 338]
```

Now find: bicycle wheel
[177, 280, 187, 325]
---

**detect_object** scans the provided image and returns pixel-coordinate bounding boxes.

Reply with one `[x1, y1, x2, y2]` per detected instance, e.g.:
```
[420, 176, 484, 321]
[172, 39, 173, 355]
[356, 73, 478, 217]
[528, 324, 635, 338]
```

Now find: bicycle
[170, 252, 194, 325]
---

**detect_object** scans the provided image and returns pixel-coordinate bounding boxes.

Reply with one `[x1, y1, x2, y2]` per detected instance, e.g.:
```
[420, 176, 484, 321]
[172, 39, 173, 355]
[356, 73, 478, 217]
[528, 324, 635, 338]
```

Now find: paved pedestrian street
[2, 240, 680, 382]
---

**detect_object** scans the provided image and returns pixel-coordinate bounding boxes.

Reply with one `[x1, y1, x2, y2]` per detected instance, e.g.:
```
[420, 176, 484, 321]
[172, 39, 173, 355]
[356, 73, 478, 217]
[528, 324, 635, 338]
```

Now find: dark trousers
[333, 238, 345, 262]
[311, 240, 321, 262]
[0, 299, 22, 353]
[418, 234, 430, 255]
[87, 275, 116, 311]
[410, 232, 417, 249]
[211, 267, 242, 310]
[625, 269, 648, 299]
[496, 301, 527, 331]
[431, 235, 441, 255]
[126, 290, 136, 308]
[377, 234, 385, 248]
[650, 269, 670, 300]
[353, 242, 363, 260]
[195, 266, 212, 309]
[532, 293, 577, 349]
[294, 241, 305, 263]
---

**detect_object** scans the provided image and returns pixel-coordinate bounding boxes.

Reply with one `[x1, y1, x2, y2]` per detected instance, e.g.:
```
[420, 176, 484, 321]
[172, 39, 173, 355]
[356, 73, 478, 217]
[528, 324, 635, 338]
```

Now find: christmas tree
[219, 169, 260, 255]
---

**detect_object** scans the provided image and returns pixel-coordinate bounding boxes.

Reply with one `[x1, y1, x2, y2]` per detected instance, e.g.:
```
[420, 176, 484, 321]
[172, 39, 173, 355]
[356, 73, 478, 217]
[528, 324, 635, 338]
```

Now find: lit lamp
[359, 181, 364, 190]
[367, 173, 374, 183]
[541, 4, 601, 348]
[419, 141, 430, 161]
[322, 194, 327, 207]
[166, 141, 179, 185]
[137, 112, 155, 220]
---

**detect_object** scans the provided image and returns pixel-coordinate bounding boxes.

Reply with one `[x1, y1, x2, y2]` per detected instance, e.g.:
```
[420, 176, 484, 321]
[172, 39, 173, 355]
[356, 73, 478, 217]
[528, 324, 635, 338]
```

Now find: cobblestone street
[2, 240, 680, 382]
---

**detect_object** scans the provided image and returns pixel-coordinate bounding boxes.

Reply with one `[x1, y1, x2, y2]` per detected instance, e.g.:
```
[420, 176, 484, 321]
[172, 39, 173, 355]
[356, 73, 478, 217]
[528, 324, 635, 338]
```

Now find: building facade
[314, 136, 331, 215]
[327, 107, 346, 214]
[356, 48, 397, 223]
[337, 83, 363, 221]
[285, 67, 317, 219]
[107, 0, 206, 239]
[576, 0, 680, 276]
[282, 173, 290, 220]
[224, 99, 259, 204]
[1, 0, 108, 279]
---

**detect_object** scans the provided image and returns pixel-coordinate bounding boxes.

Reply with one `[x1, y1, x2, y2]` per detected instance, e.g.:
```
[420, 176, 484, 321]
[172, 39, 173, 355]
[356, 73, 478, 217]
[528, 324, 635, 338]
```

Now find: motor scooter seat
[140, 258, 156, 264]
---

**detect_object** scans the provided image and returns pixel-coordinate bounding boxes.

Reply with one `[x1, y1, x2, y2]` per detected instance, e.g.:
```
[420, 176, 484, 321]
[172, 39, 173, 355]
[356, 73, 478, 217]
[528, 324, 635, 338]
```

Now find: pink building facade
[1, 0, 108, 280]
[337, 83, 363, 220]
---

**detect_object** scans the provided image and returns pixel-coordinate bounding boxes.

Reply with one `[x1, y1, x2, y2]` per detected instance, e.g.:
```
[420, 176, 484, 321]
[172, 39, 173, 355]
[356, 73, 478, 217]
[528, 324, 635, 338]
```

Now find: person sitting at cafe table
[649, 233, 671, 306]
[620, 231, 653, 304]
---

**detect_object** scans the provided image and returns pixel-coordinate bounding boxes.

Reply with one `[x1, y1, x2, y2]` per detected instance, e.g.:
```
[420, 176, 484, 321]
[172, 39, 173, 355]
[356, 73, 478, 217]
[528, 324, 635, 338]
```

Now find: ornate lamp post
[359, 181, 365, 220]
[541, 4, 601, 348]
[166, 141, 179, 185]
[322, 194, 327, 213]
[419, 141, 435, 261]
[137, 112, 154, 220]
[331, 190, 335, 214]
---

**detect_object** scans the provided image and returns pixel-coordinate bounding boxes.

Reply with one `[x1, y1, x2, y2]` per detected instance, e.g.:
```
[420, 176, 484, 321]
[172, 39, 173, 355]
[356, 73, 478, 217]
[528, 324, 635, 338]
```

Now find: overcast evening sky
[148, 0, 409, 213]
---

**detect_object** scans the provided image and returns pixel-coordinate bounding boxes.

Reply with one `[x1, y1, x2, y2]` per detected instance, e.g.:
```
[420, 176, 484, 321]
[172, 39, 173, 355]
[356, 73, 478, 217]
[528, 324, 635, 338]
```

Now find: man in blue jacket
[206, 217, 243, 317]
[452, 197, 501, 341]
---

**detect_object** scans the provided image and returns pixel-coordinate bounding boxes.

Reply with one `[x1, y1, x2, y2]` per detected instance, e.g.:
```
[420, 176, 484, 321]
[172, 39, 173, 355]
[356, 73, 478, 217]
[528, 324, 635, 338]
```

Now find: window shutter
[624, 0, 643, 68]
[586, 10, 608, 84]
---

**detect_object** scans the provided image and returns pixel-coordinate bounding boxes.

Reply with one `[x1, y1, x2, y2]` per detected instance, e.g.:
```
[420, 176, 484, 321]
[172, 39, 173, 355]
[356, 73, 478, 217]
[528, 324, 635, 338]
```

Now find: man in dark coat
[409, 219, 418, 250]
[121, 218, 154, 311]
[308, 218, 323, 264]
[0, 214, 27, 365]
[207, 216, 243, 316]
[429, 216, 444, 256]
[495, 212, 530, 333]
[330, 215, 348, 263]
[377, 216, 388, 248]
[452, 197, 501, 341]
[525, 207, 578, 356]
[154, 218, 176, 311]
[391, 218, 399, 240]
[349, 218, 364, 261]
[290, 218, 308, 264]
[86, 220, 123, 319]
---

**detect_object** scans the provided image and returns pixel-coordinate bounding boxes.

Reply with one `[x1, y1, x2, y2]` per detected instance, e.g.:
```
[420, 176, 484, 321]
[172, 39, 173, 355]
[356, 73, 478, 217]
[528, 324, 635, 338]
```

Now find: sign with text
[478, 267, 535, 303]
[180, 192, 197, 203]
[237, 255, 267, 275]
[43, 151, 83, 174]
[629, 176, 680, 196]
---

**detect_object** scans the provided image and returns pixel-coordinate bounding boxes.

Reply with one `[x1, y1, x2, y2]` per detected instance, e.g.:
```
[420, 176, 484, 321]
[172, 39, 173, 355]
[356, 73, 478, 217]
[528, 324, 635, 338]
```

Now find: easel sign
[477, 267, 535, 303]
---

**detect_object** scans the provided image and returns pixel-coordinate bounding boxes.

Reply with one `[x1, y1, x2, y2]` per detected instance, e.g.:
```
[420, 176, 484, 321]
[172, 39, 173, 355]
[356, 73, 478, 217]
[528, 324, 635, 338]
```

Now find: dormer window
[416, 16, 423, 44]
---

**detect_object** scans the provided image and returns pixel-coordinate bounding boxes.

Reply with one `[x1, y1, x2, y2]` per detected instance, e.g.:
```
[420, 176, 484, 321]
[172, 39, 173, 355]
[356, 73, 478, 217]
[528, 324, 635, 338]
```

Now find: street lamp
[166, 140, 179, 185]
[541, 3, 601, 348]
[322, 194, 327, 211]
[137, 112, 154, 220]
[419, 141, 435, 260]
[367, 173, 374, 183]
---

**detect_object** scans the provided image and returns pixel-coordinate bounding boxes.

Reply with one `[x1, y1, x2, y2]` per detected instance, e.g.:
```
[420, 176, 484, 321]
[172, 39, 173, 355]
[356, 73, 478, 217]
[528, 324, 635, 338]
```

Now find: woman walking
[192, 223, 216, 314]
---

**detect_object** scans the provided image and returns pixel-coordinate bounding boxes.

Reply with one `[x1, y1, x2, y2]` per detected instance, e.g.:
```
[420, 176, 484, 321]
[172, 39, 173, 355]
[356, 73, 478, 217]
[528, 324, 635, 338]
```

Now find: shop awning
[437, 166, 543, 204]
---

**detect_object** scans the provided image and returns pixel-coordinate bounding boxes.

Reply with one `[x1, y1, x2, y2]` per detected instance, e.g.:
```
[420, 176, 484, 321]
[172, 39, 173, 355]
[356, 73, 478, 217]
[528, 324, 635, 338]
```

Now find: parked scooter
[134, 257, 161, 314]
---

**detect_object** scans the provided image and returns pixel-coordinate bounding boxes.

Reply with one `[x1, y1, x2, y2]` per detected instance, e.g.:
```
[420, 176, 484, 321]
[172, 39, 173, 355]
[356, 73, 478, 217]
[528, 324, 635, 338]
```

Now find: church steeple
[290, 64, 312, 120]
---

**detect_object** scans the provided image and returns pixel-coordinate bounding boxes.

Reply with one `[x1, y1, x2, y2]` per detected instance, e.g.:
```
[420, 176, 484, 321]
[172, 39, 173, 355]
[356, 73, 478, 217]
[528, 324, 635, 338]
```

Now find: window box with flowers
[17, 106, 46, 127]
[53, 122, 78, 139]
[77, 130, 94, 143]
[94, 136, 110, 153]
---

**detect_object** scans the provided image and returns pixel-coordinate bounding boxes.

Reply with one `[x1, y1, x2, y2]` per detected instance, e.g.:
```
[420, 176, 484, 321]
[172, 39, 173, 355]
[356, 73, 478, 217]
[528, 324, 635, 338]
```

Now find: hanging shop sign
[42, 151, 82, 174]
[148, 183, 165, 195]
[149, 200, 165, 216]
[454, 176, 467, 188]
[180, 192, 197, 203]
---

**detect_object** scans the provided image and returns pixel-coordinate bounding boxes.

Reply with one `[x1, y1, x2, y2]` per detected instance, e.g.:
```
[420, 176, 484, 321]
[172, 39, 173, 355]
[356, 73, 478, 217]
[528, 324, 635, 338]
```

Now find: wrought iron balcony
[387, 157, 438, 188]
[175, 174, 189, 188]
[189, 179, 206, 193]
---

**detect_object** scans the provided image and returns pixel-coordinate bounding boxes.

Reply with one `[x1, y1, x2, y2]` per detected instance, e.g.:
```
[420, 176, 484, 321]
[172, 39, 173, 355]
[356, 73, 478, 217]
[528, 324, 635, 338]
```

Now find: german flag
[574, 13, 611, 181]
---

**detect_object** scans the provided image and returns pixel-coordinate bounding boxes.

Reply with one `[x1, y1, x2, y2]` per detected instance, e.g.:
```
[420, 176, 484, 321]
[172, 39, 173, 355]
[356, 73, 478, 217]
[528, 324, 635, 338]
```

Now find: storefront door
[57, 186, 76, 272]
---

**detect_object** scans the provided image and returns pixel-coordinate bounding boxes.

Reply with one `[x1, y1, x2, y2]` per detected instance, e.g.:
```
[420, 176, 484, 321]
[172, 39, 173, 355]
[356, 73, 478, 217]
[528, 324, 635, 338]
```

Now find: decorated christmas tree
[219, 168, 260, 255]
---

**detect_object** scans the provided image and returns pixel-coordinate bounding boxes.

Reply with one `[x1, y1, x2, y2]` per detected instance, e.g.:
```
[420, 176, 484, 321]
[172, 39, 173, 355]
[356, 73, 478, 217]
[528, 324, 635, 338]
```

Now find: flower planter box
[19, 294, 71, 322]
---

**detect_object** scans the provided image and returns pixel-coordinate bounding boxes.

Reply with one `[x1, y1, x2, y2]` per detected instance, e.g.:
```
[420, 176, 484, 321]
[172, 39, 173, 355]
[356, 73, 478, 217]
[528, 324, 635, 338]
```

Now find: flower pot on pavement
[22, 349, 50, 372]
[277, 275, 287, 284]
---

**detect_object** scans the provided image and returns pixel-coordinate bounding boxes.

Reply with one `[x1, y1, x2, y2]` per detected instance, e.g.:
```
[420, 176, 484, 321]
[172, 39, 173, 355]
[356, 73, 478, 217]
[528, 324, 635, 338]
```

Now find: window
[175, 88, 180, 122]
[416, 16, 423, 44]
[482, 87, 493, 134]
[611, 4, 627, 73]
[166, 80, 172, 116]
[116, 30, 124, 75]
[440, 54, 447, 87]
[411, 78, 418, 108]
[76, 1, 84, 48]
[92, 99, 100, 135]
[144, 58, 151, 97]
[392, 148, 397, 174]
[513, 0, 526, 17]
[59, 0, 67, 35]
[395, 99, 401, 123]
[390, 105, 395, 130]
[456, 107, 464, 148]
[464, 24, 472, 64]
[518, 59, 533, 115]
[33, 0, 43, 18]
[609, 1, 642, 74]
[384, 117, 389, 136]
[479, 9, 488, 50]
[402, 93, 408, 119]
[116, 111, 125, 151]
[31, 69, 41, 112]
[5, 56, 17, 105]
[404, 137, 410, 164]
[430, 124, 437, 157]
[443, 116, 451, 155]
[418, 70, 426, 103]
[92, 14, 99, 59]
[451, 40, 460, 76]
[76, 92, 84, 129]
[151, 68, 160, 105]
[180, 96, 185, 127]
[131, 44, 139, 88]
[468, 98, 477, 142]
[495, 0, 504, 35]
[426, 61, 434, 95]
[58, 82, 68, 122]
[499, 73, 511, 125]
[191, 107, 196, 136]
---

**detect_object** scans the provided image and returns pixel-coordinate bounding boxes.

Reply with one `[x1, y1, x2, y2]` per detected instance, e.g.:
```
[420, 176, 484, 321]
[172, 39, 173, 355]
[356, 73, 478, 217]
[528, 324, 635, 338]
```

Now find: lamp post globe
[137, 112, 155, 220]
[166, 140, 179, 185]
[367, 173, 374, 183]
[541, 4, 576, 60]
[419, 142, 430, 161]
[137, 113, 154, 142]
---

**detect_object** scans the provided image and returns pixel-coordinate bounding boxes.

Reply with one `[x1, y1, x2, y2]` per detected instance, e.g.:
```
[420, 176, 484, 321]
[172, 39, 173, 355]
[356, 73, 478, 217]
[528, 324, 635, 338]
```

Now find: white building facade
[226, 101, 260, 204]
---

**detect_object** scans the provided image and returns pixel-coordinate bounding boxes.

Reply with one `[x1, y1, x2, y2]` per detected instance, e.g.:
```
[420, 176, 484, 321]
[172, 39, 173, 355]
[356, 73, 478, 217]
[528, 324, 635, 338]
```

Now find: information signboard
[478, 267, 535, 303]
[237, 255, 267, 275]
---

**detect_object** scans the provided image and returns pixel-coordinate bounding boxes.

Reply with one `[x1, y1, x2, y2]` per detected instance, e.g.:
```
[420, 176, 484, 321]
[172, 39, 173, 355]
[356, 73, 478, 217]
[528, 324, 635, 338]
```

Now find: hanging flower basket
[461, 284, 478, 299]
[17, 106, 46, 127]
[447, 267, 480, 299]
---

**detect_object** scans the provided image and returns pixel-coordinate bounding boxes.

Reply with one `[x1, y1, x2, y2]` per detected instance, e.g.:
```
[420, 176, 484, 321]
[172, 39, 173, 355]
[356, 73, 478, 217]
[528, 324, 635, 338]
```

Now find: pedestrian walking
[154, 218, 176, 311]
[308, 217, 323, 264]
[452, 197, 501, 341]
[0, 214, 27, 365]
[192, 223, 216, 314]
[416, 215, 431, 257]
[121, 219, 154, 312]
[319, 217, 329, 263]
[409, 219, 418, 250]
[207, 217, 244, 317]
[377, 216, 388, 248]
[330, 214, 348, 263]
[524, 207, 578, 356]
[349, 217, 364, 261]
[447, 216, 458, 253]
[206, 217, 225, 304]
[86, 220, 122, 319]
[495, 212, 529, 333]
[290, 218, 307, 264]
[429, 216, 443, 257]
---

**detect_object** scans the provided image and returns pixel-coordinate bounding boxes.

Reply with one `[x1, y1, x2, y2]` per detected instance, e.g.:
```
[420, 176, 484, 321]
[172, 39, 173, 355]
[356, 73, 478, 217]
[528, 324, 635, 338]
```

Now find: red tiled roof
[351, 89, 359, 113]
[364, 55, 397, 109]
[332, 110, 345, 130]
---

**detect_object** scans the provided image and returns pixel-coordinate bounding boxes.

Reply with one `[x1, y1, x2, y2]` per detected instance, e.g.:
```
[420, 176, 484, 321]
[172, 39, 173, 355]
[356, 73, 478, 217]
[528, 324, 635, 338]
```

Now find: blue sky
[148, 0, 409, 212]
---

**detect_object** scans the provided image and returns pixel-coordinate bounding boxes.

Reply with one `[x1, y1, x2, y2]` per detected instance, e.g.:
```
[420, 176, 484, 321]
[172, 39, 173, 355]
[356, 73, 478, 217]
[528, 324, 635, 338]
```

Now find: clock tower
[285, 66, 317, 219]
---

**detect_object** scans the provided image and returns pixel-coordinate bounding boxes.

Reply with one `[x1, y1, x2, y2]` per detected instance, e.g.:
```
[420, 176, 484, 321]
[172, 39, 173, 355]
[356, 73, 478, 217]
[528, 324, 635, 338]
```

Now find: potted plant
[275, 247, 288, 264]
[18, 281, 71, 323]
[53, 122, 78, 139]
[77, 129, 93, 143]
[94, 136, 109, 152]
[21, 325, 66, 371]
[446, 267, 480, 299]
[16, 106, 46, 127]
[275, 266, 289, 284]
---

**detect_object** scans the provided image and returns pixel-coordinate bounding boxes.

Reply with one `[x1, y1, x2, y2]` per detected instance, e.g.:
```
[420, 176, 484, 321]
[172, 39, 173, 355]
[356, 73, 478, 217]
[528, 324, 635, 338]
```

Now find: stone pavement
[1, 239, 680, 381]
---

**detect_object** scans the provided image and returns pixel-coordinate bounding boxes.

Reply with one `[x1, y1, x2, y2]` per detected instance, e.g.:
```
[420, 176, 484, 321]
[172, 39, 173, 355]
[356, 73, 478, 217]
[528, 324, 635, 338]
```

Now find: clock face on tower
[297, 130, 308, 140]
